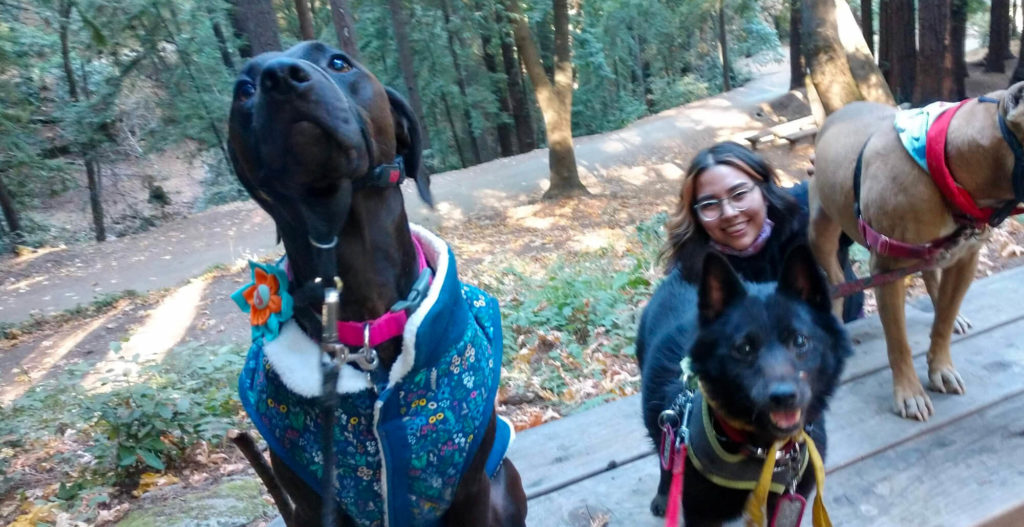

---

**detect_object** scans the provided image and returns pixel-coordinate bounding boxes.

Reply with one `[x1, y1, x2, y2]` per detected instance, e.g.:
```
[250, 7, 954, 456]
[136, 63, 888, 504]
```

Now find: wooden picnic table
[508, 265, 1024, 526]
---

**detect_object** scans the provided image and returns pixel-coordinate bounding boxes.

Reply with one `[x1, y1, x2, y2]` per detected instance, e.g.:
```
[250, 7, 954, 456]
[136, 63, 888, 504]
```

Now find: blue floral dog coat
[236, 225, 513, 527]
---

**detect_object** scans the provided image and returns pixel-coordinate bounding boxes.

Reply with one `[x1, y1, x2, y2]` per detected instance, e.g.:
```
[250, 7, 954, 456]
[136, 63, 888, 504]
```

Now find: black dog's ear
[777, 244, 832, 313]
[699, 252, 747, 324]
[385, 86, 433, 208]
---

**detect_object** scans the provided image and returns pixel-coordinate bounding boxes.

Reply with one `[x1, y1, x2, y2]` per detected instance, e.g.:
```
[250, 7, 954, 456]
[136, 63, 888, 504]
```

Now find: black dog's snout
[768, 383, 798, 407]
[260, 58, 314, 97]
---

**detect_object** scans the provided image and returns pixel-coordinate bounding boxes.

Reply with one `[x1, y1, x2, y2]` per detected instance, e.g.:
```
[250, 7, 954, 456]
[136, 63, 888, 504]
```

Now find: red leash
[664, 441, 686, 527]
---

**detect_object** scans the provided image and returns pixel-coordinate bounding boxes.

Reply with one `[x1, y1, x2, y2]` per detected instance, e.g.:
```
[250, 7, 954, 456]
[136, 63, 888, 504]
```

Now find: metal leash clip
[320, 286, 380, 370]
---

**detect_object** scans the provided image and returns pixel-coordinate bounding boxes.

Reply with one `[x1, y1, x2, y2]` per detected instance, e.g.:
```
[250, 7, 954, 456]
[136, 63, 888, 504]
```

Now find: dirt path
[0, 62, 789, 326]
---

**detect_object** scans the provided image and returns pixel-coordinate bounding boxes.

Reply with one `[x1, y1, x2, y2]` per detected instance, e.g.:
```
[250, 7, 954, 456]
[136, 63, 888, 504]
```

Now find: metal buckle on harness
[320, 287, 380, 371]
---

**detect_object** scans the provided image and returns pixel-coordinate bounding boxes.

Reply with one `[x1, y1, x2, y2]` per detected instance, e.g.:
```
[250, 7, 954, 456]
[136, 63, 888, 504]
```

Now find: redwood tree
[915, 0, 955, 104]
[328, 0, 360, 60]
[790, 0, 804, 90]
[230, 0, 282, 57]
[952, 0, 968, 99]
[388, 0, 432, 149]
[802, 0, 861, 113]
[879, 0, 915, 103]
[986, 0, 1011, 72]
[507, 0, 588, 198]
[293, 0, 315, 40]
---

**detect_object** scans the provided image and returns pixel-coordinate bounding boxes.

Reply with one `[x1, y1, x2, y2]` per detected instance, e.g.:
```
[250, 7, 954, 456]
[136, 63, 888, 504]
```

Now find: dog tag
[770, 493, 806, 527]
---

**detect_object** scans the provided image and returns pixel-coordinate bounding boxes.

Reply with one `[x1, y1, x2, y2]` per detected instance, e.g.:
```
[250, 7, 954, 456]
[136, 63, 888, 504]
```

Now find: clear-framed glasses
[693, 184, 758, 221]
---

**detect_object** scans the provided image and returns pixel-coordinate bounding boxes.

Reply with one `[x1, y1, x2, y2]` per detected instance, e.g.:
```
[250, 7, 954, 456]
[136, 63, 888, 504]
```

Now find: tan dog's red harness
[852, 97, 1024, 261]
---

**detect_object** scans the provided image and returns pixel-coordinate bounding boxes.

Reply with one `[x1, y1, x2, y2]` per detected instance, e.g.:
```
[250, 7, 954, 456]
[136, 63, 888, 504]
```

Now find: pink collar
[335, 236, 430, 349]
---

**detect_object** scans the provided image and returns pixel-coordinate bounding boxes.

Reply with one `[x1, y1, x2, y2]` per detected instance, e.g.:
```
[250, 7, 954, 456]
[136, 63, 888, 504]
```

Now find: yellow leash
[743, 429, 830, 527]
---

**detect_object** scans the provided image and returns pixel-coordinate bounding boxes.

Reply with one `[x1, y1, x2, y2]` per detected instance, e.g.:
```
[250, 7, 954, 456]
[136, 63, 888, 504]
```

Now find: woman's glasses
[693, 185, 758, 221]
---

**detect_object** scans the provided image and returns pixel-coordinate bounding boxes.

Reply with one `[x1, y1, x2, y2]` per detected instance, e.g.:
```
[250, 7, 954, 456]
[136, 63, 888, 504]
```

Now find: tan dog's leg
[807, 194, 846, 317]
[926, 250, 979, 395]
[923, 269, 972, 335]
[875, 276, 934, 421]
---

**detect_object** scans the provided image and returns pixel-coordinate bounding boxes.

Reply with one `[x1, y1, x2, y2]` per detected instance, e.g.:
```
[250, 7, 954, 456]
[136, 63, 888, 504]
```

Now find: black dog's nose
[260, 58, 313, 97]
[768, 383, 798, 407]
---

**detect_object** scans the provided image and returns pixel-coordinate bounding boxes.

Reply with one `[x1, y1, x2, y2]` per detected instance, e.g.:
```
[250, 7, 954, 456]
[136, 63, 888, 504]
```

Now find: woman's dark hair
[661, 141, 802, 276]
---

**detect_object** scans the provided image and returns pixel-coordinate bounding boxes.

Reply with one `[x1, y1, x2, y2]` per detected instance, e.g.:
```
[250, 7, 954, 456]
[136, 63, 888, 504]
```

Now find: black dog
[637, 246, 850, 526]
[228, 41, 526, 527]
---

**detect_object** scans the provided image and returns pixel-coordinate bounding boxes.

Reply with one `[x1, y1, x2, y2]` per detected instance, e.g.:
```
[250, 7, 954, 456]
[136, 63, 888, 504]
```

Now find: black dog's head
[692, 246, 851, 441]
[227, 41, 431, 283]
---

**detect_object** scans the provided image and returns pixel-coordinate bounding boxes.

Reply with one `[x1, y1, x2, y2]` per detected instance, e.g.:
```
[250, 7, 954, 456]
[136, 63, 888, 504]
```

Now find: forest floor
[4, 48, 1024, 526]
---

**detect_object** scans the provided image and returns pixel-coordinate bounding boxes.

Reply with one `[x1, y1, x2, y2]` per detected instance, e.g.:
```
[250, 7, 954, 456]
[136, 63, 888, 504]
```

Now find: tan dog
[808, 84, 1024, 421]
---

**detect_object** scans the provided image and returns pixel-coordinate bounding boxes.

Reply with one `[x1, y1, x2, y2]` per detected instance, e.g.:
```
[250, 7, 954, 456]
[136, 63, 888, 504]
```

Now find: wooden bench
[743, 115, 818, 149]
[508, 264, 1024, 526]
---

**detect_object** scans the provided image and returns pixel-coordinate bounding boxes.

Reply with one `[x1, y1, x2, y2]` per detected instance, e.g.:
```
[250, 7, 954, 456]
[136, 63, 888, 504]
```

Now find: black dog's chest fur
[637, 250, 849, 525]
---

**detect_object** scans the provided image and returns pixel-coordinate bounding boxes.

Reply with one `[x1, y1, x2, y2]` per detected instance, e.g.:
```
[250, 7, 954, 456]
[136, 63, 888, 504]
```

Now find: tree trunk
[790, 0, 804, 90]
[293, 0, 315, 40]
[498, 9, 535, 153]
[861, 0, 874, 55]
[211, 19, 236, 71]
[479, 13, 516, 157]
[915, 0, 955, 104]
[987, 0, 1011, 72]
[633, 32, 654, 112]
[0, 174, 23, 245]
[1012, 26, 1024, 84]
[387, 0, 431, 149]
[85, 158, 106, 242]
[328, 0, 360, 60]
[231, 0, 282, 57]
[802, 0, 862, 113]
[58, 0, 79, 101]
[879, 0, 915, 103]
[951, 0, 968, 99]
[441, 0, 481, 165]
[508, 0, 587, 199]
[835, 0, 894, 104]
[718, 0, 731, 92]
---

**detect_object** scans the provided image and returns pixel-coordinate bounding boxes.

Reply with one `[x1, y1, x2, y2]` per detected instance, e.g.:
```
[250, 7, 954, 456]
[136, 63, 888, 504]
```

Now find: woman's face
[693, 164, 767, 251]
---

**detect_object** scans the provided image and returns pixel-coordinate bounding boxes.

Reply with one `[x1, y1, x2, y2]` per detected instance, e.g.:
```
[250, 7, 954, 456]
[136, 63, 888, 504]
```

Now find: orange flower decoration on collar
[243, 267, 282, 326]
[232, 260, 294, 342]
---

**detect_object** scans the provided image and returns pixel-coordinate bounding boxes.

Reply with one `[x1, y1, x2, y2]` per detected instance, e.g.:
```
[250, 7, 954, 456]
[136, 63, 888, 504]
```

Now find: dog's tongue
[770, 409, 802, 429]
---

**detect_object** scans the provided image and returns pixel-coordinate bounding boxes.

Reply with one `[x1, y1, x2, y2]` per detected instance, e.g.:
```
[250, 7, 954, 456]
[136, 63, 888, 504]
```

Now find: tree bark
[211, 19, 236, 71]
[879, 0, 915, 103]
[0, 174, 23, 245]
[1012, 26, 1024, 84]
[915, 0, 955, 104]
[328, 0, 360, 60]
[58, 0, 79, 101]
[479, 8, 516, 157]
[802, 0, 862, 113]
[951, 0, 968, 99]
[835, 0, 893, 104]
[718, 0, 731, 92]
[231, 0, 282, 57]
[861, 0, 874, 55]
[387, 0, 431, 149]
[441, 0, 481, 165]
[986, 0, 1011, 72]
[85, 158, 105, 242]
[498, 6, 535, 153]
[790, 0, 804, 90]
[508, 0, 587, 198]
[293, 0, 315, 40]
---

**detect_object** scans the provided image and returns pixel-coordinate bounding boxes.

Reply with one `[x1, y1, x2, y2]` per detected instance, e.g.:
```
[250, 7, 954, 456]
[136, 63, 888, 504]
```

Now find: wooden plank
[526, 316, 1024, 526]
[822, 393, 1024, 526]
[507, 396, 650, 499]
[778, 127, 817, 143]
[768, 115, 816, 136]
[509, 265, 1024, 501]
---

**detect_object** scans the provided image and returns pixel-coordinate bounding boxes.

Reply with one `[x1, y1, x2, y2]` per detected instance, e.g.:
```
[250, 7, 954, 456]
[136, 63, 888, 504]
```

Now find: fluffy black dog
[637, 245, 851, 526]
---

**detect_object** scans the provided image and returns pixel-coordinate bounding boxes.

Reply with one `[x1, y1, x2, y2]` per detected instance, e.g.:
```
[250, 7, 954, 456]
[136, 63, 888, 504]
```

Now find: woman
[663, 141, 863, 321]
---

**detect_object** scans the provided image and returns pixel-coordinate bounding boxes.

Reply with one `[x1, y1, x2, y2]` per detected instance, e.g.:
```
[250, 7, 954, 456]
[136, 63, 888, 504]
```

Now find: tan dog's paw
[893, 382, 934, 421]
[952, 313, 973, 335]
[928, 365, 966, 395]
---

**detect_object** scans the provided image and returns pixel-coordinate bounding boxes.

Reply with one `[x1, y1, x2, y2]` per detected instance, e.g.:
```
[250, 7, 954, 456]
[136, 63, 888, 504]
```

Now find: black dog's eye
[791, 332, 809, 351]
[328, 55, 352, 73]
[732, 340, 756, 360]
[236, 81, 256, 101]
